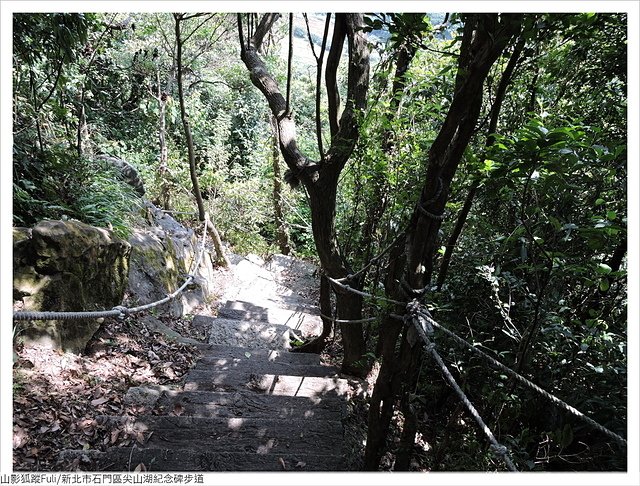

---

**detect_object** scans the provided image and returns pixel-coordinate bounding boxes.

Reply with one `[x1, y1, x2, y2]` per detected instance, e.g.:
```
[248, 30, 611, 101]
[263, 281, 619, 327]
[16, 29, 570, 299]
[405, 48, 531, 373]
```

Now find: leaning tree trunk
[269, 115, 291, 255]
[238, 13, 370, 375]
[364, 14, 523, 470]
[155, 67, 172, 211]
[436, 35, 525, 290]
[174, 13, 229, 267]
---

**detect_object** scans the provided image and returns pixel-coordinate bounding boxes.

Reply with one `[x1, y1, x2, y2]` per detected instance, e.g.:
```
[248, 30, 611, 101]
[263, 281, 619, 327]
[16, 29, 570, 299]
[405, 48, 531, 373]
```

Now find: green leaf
[606, 210, 617, 221]
[597, 263, 612, 275]
[595, 198, 605, 206]
[599, 279, 610, 292]
[244, 352, 251, 358]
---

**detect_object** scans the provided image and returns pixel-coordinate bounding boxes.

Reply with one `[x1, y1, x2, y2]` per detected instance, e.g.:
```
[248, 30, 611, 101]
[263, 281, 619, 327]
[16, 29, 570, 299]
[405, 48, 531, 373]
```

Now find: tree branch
[181, 13, 216, 44]
[253, 13, 280, 51]
[324, 14, 370, 172]
[325, 14, 346, 139]
[303, 13, 319, 62]
[286, 13, 294, 115]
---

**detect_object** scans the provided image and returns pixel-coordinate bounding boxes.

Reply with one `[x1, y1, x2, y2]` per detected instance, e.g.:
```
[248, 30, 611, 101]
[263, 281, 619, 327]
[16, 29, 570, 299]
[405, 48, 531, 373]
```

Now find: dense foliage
[13, 11, 627, 472]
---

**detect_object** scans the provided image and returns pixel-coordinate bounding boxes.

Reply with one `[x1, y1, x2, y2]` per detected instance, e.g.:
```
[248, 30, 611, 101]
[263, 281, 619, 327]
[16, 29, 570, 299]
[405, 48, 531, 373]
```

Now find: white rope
[422, 334, 518, 471]
[414, 309, 627, 447]
[327, 276, 404, 305]
[319, 312, 379, 324]
[400, 304, 516, 470]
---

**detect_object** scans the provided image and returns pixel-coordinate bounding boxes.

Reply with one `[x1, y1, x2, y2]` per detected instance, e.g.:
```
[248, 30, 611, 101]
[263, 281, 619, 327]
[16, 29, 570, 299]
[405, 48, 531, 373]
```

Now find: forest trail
[60, 254, 354, 471]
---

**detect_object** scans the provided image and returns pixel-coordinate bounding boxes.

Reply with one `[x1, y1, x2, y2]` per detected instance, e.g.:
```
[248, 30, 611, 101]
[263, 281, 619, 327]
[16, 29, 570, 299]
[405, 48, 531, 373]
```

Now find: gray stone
[13, 220, 130, 353]
[96, 155, 145, 196]
[198, 315, 290, 350]
[126, 202, 217, 318]
[139, 315, 201, 345]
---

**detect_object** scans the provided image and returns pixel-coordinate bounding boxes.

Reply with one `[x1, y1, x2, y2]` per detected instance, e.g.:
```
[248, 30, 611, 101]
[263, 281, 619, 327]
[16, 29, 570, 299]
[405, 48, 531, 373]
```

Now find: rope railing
[413, 308, 628, 447]
[319, 312, 379, 324]
[13, 220, 209, 322]
[327, 276, 404, 305]
[403, 302, 517, 471]
[425, 338, 518, 471]
[321, 278, 627, 452]
[335, 231, 406, 284]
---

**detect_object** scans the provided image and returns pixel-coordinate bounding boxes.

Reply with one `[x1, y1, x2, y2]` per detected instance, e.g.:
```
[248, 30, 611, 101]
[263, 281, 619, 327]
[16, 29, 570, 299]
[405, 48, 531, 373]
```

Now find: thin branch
[286, 13, 294, 115]
[314, 13, 331, 159]
[155, 14, 176, 60]
[303, 13, 319, 62]
[188, 78, 231, 90]
[181, 13, 216, 45]
[325, 14, 346, 138]
[179, 12, 210, 21]
[36, 57, 64, 110]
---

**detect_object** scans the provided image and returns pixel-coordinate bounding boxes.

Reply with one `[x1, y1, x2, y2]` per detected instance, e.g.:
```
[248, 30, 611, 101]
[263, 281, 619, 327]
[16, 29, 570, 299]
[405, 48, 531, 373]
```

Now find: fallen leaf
[133, 463, 147, 472]
[278, 457, 286, 470]
[110, 429, 120, 444]
[173, 403, 184, 416]
[13, 426, 29, 448]
[295, 461, 306, 468]
[91, 396, 109, 407]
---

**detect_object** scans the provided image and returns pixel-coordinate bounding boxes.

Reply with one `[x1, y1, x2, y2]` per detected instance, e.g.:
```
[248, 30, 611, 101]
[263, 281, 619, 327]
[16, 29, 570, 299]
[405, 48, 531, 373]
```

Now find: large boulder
[126, 202, 217, 318]
[13, 220, 131, 353]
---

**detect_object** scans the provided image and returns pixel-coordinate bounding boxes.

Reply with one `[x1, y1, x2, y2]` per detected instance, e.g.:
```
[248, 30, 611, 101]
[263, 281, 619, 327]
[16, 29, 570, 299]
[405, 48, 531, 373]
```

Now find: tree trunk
[206, 214, 230, 267]
[175, 17, 205, 221]
[76, 91, 87, 157]
[238, 13, 370, 375]
[175, 14, 228, 268]
[364, 13, 523, 470]
[437, 36, 525, 290]
[269, 115, 291, 255]
[293, 272, 333, 354]
[156, 69, 171, 210]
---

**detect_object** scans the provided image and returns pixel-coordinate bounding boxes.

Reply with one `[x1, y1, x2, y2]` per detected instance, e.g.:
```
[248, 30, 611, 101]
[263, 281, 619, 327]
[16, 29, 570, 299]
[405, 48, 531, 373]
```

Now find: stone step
[154, 390, 346, 420]
[59, 447, 345, 471]
[190, 355, 338, 378]
[193, 316, 290, 350]
[198, 343, 321, 366]
[219, 300, 322, 335]
[94, 415, 343, 455]
[183, 370, 351, 398]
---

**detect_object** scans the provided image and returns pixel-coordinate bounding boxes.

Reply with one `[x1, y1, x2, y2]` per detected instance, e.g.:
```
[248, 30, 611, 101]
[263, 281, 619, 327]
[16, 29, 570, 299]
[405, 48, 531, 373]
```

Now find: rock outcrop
[13, 220, 131, 352]
[96, 154, 145, 196]
[126, 202, 217, 318]
[13, 203, 219, 353]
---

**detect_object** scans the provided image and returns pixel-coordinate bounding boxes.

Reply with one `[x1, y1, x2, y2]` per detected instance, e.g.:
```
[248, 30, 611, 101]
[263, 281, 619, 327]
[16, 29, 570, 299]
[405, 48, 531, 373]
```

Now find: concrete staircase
[60, 255, 352, 472]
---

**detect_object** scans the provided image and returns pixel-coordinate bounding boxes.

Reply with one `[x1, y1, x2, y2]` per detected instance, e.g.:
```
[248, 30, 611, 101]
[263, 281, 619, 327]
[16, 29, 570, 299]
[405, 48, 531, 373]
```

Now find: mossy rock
[13, 220, 131, 353]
